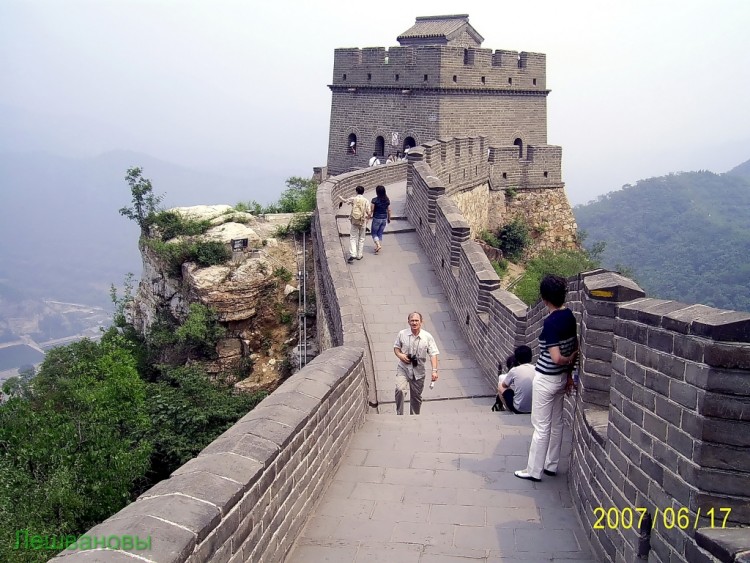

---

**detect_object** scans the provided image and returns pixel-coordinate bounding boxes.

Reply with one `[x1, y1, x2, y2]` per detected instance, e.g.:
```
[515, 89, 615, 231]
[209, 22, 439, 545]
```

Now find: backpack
[350, 197, 367, 226]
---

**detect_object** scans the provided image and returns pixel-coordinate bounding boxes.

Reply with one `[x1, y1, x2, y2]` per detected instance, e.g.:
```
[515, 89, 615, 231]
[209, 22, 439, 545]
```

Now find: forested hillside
[574, 168, 750, 312]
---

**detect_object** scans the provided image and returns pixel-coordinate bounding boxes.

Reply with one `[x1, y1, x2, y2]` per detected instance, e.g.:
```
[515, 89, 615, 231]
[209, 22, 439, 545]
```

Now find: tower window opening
[514, 138, 523, 159]
[375, 136, 385, 157]
[453, 75, 457, 83]
[533, 78, 537, 86]
[367, 73, 372, 80]
[347, 133, 357, 155]
[481, 76, 486, 84]
[502, 172, 507, 179]
[395, 74, 399, 81]
[508, 77, 513, 85]
[424, 74, 428, 81]
[343, 73, 347, 81]
[544, 171, 549, 178]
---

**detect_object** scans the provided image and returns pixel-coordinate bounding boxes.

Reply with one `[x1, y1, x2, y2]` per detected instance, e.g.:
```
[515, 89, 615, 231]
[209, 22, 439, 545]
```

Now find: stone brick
[700, 392, 750, 421]
[669, 380, 697, 409]
[648, 328, 674, 354]
[661, 304, 716, 335]
[644, 369, 670, 397]
[658, 354, 686, 380]
[691, 311, 750, 342]
[666, 425, 694, 459]
[673, 336, 704, 362]
[695, 527, 750, 563]
[702, 418, 750, 447]
[662, 469, 692, 507]
[643, 411, 668, 442]
[694, 441, 750, 472]
[654, 395, 682, 426]
[703, 341, 750, 369]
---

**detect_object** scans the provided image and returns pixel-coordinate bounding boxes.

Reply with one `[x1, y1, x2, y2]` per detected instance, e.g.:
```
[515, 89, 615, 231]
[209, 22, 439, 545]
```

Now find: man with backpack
[338, 185, 371, 263]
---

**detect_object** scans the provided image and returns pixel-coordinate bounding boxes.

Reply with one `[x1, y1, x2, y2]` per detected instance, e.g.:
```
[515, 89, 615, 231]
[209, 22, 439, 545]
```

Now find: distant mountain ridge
[574, 164, 750, 312]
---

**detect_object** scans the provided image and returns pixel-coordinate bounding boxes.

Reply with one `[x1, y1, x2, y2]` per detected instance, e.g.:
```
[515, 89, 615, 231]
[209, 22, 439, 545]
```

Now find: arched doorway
[375, 136, 385, 157]
[403, 136, 416, 152]
[513, 138, 523, 158]
[347, 133, 357, 154]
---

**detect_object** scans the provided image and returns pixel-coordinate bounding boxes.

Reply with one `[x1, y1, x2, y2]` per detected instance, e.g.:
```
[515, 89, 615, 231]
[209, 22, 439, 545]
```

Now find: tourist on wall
[338, 185, 371, 263]
[515, 275, 578, 481]
[369, 184, 391, 255]
[386, 153, 396, 164]
[369, 152, 381, 166]
[492, 353, 518, 411]
[498, 345, 535, 414]
[393, 312, 439, 415]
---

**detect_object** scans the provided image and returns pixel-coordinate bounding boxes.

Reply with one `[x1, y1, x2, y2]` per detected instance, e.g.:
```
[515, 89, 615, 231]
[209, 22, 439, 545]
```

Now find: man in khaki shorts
[393, 312, 439, 415]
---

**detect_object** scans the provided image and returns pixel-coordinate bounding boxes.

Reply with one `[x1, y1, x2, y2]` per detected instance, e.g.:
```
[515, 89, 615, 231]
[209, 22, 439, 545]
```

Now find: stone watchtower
[326, 14, 555, 179]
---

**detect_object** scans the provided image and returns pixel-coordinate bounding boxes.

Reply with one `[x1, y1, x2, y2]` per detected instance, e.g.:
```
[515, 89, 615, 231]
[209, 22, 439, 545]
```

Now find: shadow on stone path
[285, 181, 595, 562]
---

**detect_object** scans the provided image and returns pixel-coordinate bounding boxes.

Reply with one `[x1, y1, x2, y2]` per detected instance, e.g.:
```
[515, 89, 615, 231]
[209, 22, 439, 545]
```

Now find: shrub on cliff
[145, 239, 231, 276]
[512, 248, 600, 305]
[151, 210, 212, 241]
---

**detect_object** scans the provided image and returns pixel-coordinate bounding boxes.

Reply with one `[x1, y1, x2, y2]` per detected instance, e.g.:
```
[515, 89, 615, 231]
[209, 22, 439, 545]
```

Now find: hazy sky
[2, 0, 749, 204]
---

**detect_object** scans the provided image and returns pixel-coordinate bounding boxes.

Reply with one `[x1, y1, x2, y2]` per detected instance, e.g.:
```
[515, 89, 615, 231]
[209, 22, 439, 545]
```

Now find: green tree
[118, 167, 163, 237]
[0, 334, 151, 563]
[275, 177, 319, 213]
[497, 218, 531, 261]
[144, 366, 266, 483]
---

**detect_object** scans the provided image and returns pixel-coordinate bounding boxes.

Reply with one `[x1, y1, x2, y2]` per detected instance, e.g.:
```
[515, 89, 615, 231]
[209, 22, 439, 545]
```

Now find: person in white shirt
[499, 345, 535, 414]
[393, 312, 439, 415]
[368, 152, 381, 166]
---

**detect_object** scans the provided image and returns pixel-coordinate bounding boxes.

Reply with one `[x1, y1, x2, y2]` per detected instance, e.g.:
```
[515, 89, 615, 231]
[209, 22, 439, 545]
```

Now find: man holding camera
[393, 312, 439, 415]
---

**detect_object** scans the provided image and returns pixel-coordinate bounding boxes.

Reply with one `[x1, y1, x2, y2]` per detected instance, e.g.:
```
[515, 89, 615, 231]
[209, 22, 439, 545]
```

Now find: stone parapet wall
[568, 281, 750, 563]
[406, 147, 750, 562]
[52, 346, 367, 563]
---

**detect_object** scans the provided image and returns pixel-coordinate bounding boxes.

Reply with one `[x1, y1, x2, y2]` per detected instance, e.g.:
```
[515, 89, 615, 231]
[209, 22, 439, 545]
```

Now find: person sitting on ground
[492, 354, 518, 411]
[499, 345, 535, 414]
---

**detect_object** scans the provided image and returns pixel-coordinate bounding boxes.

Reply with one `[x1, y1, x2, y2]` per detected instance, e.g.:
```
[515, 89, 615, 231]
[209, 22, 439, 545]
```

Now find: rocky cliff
[130, 205, 315, 392]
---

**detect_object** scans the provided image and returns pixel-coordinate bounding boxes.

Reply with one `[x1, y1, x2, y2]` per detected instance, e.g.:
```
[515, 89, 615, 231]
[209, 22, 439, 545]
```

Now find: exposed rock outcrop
[130, 206, 315, 391]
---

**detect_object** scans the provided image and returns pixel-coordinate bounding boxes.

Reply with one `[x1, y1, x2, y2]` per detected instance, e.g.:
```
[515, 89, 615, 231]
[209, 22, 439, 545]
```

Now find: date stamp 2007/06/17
[593, 507, 732, 531]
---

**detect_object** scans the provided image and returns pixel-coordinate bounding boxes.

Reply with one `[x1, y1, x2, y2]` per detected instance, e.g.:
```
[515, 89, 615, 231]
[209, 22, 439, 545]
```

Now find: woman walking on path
[514, 274, 578, 482]
[370, 185, 391, 254]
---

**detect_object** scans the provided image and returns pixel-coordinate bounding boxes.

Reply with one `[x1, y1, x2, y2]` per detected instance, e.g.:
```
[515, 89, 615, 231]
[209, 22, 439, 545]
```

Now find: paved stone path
[286, 181, 595, 562]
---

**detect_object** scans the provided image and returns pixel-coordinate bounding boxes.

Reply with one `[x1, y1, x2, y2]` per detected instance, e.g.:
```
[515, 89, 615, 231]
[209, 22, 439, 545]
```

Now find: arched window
[403, 136, 416, 152]
[347, 133, 357, 154]
[514, 138, 523, 159]
[375, 136, 385, 157]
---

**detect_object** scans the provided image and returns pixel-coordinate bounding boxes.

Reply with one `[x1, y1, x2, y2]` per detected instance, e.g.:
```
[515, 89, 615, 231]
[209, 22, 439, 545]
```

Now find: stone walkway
[285, 182, 595, 562]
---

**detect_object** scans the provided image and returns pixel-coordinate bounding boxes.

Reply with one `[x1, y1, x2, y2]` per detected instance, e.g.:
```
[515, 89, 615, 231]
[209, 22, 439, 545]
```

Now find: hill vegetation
[574, 168, 750, 312]
[0, 170, 317, 562]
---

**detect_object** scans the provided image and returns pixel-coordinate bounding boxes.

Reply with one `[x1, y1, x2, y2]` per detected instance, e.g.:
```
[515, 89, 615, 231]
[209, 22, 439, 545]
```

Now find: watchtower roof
[397, 14, 484, 47]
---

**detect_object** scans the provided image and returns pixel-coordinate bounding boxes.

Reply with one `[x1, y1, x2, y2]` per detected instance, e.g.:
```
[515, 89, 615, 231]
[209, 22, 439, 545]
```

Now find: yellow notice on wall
[590, 290, 614, 298]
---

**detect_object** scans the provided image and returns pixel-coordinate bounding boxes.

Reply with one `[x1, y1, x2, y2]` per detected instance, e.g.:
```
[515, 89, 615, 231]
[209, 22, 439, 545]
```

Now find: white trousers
[349, 223, 366, 259]
[525, 372, 567, 479]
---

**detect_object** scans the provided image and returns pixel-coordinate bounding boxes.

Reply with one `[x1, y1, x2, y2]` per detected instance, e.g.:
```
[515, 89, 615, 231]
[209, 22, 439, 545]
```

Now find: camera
[406, 353, 419, 367]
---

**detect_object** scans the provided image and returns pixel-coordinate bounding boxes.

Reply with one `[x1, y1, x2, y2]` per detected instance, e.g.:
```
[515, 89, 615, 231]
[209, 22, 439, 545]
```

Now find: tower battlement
[332, 46, 546, 91]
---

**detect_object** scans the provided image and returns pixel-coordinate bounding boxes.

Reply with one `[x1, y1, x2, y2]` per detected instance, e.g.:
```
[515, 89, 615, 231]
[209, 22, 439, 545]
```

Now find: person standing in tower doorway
[370, 185, 391, 254]
[393, 312, 439, 415]
[369, 152, 381, 166]
[338, 185, 370, 263]
[515, 275, 578, 481]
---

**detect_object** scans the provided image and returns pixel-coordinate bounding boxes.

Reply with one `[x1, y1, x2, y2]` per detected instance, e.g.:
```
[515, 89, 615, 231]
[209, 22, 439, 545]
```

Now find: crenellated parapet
[489, 144, 563, 189]
[332, 46, 547, 92]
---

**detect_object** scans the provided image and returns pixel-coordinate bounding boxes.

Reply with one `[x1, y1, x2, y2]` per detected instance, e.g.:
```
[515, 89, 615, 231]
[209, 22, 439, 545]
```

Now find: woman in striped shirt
[515, 274, 578, 482]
